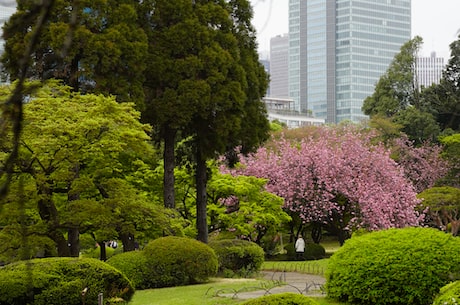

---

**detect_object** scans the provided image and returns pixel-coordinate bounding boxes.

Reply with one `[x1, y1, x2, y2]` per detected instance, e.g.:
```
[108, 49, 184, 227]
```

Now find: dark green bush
[432, 281, 460, 305]
[241, 292, 320, 305]
[143, 236, 218, 288]
[326, 227, 460, 305]
[282, 242, 325, 261]
[284, 243, 296, 260]
[304, 243, 326, 260]
[106, 250, 148, 289]
[0, 257, 134, 305]
[209, 239, 265, 277]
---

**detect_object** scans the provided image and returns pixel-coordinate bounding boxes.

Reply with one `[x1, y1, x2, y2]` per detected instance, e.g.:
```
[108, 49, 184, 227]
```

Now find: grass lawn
[262, 259, 329, 275]
[128, 259, 347, 305]
[128, 278, 271, 305]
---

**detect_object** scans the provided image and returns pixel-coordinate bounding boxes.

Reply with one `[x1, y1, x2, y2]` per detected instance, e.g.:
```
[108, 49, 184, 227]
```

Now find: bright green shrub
[143, 236, 218, 288]
[0, 257, 134, 305]
[241, 292, 320, 305]
[326, 227, 460, 305]
[209, 239, 265, 277]
[432, 281, 460, 305]
[106, 251, 148, 289]
[304, 243, 326, 260]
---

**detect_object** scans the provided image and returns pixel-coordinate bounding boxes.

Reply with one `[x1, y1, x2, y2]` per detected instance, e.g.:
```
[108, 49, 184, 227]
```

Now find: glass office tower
[289, 0, 411, 123]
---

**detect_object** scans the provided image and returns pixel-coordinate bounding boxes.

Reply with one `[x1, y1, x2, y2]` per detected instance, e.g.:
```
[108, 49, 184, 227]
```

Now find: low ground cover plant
[326, 227, 460, 305]
[209, 239, 265, 277]
[0, 257, 133, 305]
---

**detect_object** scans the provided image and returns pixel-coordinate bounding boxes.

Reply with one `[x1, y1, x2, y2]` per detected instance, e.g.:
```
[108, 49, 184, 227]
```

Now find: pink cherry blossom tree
[391, 136, 449, 193]
[223, 126, 423, 244]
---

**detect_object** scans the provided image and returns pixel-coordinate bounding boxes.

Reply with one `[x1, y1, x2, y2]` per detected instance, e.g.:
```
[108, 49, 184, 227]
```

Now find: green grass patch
[262, 259, 329, 275]
[128, 278, 272, 305]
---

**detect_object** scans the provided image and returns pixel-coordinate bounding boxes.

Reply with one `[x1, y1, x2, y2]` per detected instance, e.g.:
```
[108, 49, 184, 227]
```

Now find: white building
[264, 96, 325, 128]
[416, 52, 445, 88]
[269, 34, 289, 98]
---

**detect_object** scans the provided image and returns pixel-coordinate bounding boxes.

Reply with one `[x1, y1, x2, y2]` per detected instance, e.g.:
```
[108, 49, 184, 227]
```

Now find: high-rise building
[416, 52, 445, 88]
[289, 0, 411, 123]
[269, 34, 289, 98]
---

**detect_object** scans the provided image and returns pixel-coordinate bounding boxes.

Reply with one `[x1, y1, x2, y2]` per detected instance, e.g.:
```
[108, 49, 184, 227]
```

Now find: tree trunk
[120, 232, 135, 252]
[68, 227, 80, 257]
[99, 242, 107, 261]
[311, 222, 322, 244]
[163, 126, 176, 208]
[37, 183, 70, 257]
[195, 151, 208, 243]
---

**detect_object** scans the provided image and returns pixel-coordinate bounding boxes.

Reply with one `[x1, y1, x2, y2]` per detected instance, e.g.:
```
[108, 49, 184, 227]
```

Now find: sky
[251, 0, 460, 60]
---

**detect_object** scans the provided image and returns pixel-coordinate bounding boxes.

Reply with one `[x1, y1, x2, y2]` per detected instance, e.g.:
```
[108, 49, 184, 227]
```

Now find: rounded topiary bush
[241, 292, 320, 305]
[325, 227, 460, 305]
[106, 250, 148, 289]
[432, 281, 460, 305]
[0, 257, 134, 305]
[304, 243, 326, 260]
[209, 239, 265, 277]
[143, 236, 218, 288]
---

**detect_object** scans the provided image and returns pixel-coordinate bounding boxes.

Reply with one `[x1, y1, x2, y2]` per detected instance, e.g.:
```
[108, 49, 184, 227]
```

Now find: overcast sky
[251, 0, 460, 60]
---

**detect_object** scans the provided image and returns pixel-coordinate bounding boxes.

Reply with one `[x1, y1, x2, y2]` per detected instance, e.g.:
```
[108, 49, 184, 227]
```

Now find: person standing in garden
[295, 235, 305, 260]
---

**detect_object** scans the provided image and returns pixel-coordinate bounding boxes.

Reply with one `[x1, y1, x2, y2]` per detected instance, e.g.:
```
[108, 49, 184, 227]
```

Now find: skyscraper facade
[289, 0, 411, 123]
[269, 34, 290, 98]
[416, 52, 445, 89]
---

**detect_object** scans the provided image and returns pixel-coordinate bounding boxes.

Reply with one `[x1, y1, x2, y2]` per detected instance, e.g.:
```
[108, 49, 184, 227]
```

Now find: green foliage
[207, 170, 291, 243]
[281, 243, 325, 261]
[106, 251, 148, 289]
[1, 0, 148, 106]
[81, 245, 120, 260]
[418, 186, 460, 235]
[325, 227, 460, 305]
[0, 257, 134, 305]
[439, 133, 460, 187]
[241, 293, 320, 305]
[208, 239, 265, 277]
[0, 81, 166, 259]
[433, 281, 460, 305]
[305, 243, 326, 260]
[142, 236, 218, 288]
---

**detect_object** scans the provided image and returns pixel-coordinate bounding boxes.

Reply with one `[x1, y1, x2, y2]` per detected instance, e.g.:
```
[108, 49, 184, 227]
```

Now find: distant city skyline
[252, 0, 460, 60]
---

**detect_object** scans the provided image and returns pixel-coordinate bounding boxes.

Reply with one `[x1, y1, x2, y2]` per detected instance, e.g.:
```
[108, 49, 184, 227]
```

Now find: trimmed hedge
[142, 236, 218, 288]
[304, 243, 326, 260]
[326, 227, 460, 305]
[106, 250, 148, 289]
[432, 281, 460, 305]
[209, 239, 265, 277]
[241, 292, 320, 305]
[0, 257, 134, 305]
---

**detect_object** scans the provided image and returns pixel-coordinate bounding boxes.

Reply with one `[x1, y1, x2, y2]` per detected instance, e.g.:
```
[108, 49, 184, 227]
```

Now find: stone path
[218, 271, 326, 300]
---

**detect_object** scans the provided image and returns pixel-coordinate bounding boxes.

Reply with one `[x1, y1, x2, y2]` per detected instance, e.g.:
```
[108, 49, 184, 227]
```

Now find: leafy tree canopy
[0, 81, 180, 261]
[1, 0, 148, 107]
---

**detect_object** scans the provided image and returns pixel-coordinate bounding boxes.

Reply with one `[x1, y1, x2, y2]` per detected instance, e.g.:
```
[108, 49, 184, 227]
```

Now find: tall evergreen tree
[140, 0, 269, 242]
[1, 0, 148, 107]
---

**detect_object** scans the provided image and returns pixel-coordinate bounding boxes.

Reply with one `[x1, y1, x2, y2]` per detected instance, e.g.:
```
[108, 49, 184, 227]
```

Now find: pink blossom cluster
[226, 127, 423, 231]
[392, 136, 449, 193]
